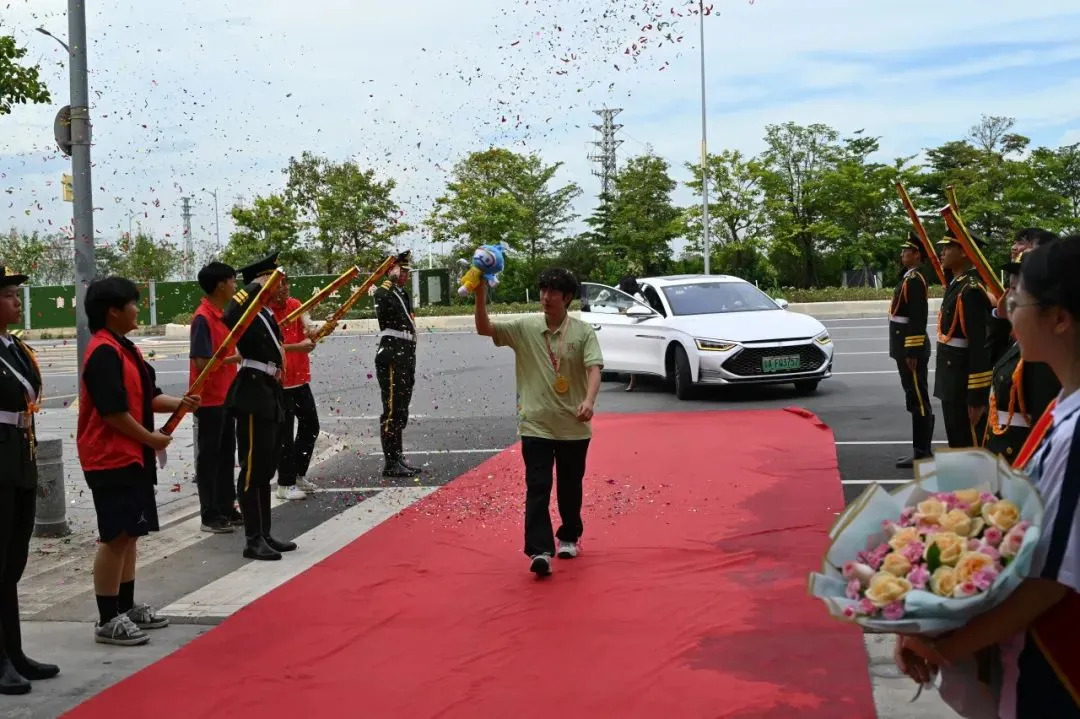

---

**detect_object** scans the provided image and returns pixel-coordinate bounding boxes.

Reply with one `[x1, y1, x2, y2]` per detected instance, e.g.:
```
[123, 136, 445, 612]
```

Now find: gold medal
[553, 374, 569, 394]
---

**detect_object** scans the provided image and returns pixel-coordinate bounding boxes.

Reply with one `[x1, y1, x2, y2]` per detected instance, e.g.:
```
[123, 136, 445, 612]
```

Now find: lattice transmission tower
[587, 108, 623, 197]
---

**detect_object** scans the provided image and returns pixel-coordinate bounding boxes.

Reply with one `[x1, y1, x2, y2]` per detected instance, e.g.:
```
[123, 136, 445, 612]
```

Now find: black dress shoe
[242, 536, 282, 561]
[10, 655, 59, 681]
[382, 460, 421, 478]
[0, 657, 30, 696]
[895, 455, 915, 469]
[398, 455, 420, 472]
[263, 535, 297, 553]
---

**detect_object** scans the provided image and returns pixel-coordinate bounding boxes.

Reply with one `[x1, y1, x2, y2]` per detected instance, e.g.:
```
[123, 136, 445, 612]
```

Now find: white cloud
[1, 0, 1079, 265]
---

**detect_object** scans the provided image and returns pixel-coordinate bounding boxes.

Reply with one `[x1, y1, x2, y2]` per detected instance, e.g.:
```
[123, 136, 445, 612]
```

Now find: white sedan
[578, 274, 834, 399]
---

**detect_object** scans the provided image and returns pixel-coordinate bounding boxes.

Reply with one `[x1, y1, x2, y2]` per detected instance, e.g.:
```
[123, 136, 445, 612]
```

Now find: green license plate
[762, 354, 801, 373]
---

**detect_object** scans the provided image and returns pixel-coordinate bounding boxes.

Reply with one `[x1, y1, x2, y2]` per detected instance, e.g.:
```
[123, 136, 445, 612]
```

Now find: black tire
[793, 379, 820, 395]
[601, 371, 619, 382]
[672, 344, 695, 400]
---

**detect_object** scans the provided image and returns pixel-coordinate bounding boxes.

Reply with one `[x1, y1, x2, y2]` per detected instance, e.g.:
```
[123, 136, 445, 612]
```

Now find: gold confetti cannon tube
[310, 255, 398, 344]
[282, 265, 361, 326]
[160, 269, 285, 435]
[939, 193, 1004, 300]
[895, 182, 947, 286]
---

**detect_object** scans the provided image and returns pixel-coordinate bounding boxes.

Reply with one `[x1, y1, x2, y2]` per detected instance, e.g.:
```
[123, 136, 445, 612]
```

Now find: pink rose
[953, 580, 980, 598]
[882, 519, 898, 534]
[882, 600, 906, 620]
[967, 538, 982, 551]
[955, 501, 971, 513]
[983, 527, 1003, 547]
[979, 545, 1001, 561]
[856, 598, 877, 615]
[980, 492, 997, 505]
[899, 507, 917, 526]
[845, 579, 862, 599]
[973, 567, 999, 591]
[1000, 525, 1026, 559]
[843, 606, 856, 619]
[901, 541, 926, 563]
[1016, 520, 1032, 532]
[907, 565, 930, 590]
[843, 562, 875, 585]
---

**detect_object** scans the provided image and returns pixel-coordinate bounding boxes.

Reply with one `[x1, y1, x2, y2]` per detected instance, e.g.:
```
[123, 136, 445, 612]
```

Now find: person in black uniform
[0, 268, 57, 694]
[983, 249, 1061, 461]
[373, 251, 421, 478]
[986, 228, 1060, 364]
[225, 252, 297, 561]
[890, 233, 935, 469]
[933, 229, 993, 448]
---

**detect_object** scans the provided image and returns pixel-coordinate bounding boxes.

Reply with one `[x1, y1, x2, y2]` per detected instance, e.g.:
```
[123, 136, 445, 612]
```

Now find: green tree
[0, 230, 75, 284]
[0, 36, 51, 115]
[1028, 143, 1080, 235]
[685, 149, 767, 279]
[284, 152, 409, 272]
[757, 122, 843, 287]
[605, 154, 681, 275]
[222, 194, 312, 271]
[113, 232, 181, 281]
[426, 148, 581, 262]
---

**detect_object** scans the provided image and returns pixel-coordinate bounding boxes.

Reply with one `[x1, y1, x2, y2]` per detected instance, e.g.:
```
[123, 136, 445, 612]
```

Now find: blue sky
[2, 0, 1080, 265]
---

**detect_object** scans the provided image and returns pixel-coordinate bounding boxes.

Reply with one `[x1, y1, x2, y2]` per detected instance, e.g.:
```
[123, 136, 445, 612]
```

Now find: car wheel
[601, 371, 619, 382]
[672, 345, 695, 400]
[793, 379, 820, 395]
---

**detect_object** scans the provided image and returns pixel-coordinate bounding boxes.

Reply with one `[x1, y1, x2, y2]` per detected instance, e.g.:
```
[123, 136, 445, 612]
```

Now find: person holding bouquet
[897, 235, 1080, 718]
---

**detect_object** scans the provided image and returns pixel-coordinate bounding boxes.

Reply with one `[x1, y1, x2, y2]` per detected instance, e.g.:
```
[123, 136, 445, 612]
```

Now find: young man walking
[269, 272, 319, 500]
[473, 268, 603, 577]
[189, 261, 243, 532]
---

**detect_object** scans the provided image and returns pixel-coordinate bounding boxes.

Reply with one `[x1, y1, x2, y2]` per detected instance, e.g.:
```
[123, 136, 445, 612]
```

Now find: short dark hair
[537, 267, 579, 299]
[1015, 227, 1060, 248]
[85, 276, 140, 332]
[618, 276, 639, 295]
[197, 261, 236, 294]
[1020, 235, 1080, 318]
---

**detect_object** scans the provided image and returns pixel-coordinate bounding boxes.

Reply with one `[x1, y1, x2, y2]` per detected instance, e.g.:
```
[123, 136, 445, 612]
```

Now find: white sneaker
[556, 541, 579, 559]
[529, 554, 552, 577]
[297, 476, 318, 492]
[276, 485, 307, 501]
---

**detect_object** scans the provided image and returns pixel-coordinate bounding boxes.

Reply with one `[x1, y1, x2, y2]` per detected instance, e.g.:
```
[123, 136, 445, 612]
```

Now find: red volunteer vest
[272, 297, 310, 388]
[76, 329, 147, 471]
[190, 297, 238, 407]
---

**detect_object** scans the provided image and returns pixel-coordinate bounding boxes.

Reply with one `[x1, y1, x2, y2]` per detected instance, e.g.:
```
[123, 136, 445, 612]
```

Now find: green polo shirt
[492, 314, 604, 440]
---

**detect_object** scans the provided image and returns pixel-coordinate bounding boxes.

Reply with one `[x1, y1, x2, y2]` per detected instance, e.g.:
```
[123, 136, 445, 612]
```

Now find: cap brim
[1000, 262, 1021, 274]
[0, 274, 29, 287]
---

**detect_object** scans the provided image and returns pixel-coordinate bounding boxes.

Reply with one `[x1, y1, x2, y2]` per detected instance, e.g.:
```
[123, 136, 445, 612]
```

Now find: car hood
[664, 309, 826, 343]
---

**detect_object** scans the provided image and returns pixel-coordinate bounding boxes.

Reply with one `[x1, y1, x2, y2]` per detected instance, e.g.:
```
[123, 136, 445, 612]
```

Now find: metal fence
[16, 269, 451, 330]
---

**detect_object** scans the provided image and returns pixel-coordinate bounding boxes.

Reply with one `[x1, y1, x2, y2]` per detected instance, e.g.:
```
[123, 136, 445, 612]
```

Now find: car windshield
[660, 282, 779, 316]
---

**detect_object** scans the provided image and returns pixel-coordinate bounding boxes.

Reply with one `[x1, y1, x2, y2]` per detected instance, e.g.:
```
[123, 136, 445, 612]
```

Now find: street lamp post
[66, 0, 95, 371]
[699, 1, 711, 275]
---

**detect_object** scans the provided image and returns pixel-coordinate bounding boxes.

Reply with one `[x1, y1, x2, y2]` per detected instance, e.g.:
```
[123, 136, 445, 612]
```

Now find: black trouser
[0, 487, 34, 665]
[279, 384, 320, 487]
[521, 436, 590, 557]
[940, 399, 988, 449]
[375, 341, 415, 464]
[194, 405, 237, 523]
[235, 413, 281, 540]
[896, 353, 934, 457]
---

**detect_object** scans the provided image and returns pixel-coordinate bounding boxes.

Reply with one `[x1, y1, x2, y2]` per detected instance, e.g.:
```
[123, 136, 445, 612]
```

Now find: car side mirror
[773, 298, 789, 309]
[626, 304, 654, 318]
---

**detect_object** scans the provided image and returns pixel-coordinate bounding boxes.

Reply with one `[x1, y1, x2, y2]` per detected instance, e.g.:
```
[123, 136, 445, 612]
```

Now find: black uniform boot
[896, 414, 935, 469]
[1, 597, 58, 681]
[0, 654, 30, 696]
[382, 455, 420, 478]
[240, 489, 280, 561]
[260, 485, 296, 553]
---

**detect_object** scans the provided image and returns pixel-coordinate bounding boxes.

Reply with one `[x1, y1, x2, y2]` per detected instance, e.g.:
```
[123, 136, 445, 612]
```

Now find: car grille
[721, 344, 826, 377]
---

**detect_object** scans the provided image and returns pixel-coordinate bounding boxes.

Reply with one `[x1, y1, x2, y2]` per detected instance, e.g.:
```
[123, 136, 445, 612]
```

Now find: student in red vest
[189, 262, 243, 532]
[269, 272, 319, 500]
[77, 277, 200, 646]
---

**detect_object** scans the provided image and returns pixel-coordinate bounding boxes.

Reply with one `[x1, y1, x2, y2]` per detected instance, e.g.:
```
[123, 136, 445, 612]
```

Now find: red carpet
[64, 409, 875, 719]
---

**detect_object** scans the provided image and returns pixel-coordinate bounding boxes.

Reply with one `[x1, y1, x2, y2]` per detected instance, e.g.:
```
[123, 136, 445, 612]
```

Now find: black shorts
[90, 482, 160, 543]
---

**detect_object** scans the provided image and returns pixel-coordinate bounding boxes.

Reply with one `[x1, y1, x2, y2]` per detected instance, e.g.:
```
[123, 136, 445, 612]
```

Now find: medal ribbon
[544, 315, 569, 378]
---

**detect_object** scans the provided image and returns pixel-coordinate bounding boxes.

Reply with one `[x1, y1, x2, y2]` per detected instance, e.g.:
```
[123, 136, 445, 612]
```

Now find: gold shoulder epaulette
[232, 288, 249, 304]
[380, 280, 392, 290]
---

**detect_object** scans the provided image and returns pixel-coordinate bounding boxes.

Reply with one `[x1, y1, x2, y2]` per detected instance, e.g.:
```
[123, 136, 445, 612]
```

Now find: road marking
[42, 369, 189, 378]
[322, 414, 431, 421]
[366, 448, 506, 456]
[841, 479, 909, 486]
[826, 324, 934, 330]
[835, 440, 947, 445]
[314, 486, 442, 492]
[832, 370, 936, 375]
[159, 486, 438, 623]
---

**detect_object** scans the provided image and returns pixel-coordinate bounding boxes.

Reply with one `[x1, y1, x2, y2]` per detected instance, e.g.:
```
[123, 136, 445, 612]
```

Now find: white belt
[997, 410, 1030, 428]
[378, 329, 415, 342]
[889, 315, 910, 324]
[240, 359, 280, 376]
[940, 338, 969, 348]
[0, 410, 30, 428]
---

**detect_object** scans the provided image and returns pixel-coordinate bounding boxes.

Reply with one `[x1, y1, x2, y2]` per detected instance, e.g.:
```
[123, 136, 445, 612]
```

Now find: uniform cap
[238, 251, 279, 284]
[0, 266, 28, 289]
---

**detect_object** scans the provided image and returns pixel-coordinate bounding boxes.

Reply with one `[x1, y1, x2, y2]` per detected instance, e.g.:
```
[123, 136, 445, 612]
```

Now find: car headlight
[695, 338, 738, 352]
[814, 331, 832, 346]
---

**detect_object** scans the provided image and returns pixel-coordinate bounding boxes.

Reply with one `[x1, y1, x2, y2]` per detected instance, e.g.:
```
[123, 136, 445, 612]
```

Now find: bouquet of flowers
[809, 448, 1045, 634]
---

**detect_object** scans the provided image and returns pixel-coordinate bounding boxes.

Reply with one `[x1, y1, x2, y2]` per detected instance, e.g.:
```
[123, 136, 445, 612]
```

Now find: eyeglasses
[1005, 296, 1040, 314]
